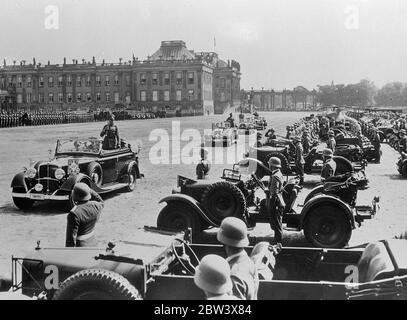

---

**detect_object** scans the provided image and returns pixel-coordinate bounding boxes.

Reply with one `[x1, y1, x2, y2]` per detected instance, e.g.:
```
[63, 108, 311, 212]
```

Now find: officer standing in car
[66, 183, 104, 247]
[194, 255, 239, 300]
[321, 148, 337, 181]
[294, 136, 305, 187]
[217, 217, 258, 300]
[267, 157, 285, 245]
[100, 114, 120, 150]
[265, 127, 276, 141]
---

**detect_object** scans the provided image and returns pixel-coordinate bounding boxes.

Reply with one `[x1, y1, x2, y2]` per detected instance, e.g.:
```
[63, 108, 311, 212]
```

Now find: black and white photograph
[0, 0, 406, 306]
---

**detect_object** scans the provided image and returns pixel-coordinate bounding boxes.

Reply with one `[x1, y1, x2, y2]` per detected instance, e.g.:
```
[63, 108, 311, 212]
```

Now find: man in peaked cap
[217, 217, 259, 300]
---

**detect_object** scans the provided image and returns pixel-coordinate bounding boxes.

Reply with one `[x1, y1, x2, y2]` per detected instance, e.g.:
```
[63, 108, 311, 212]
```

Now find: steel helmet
[268, 157, 282, 169]
[217, 217, 249, 248]
[194, 255, 233, 295]
[322, 148, 334, 158]
[72, 183, 91, 202]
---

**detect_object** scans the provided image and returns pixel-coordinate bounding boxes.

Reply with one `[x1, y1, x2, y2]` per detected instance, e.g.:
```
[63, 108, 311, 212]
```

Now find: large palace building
[0, 40, 241, 115]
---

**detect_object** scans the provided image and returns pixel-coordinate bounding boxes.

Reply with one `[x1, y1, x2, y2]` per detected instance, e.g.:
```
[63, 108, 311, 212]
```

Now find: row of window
[139, 89, 195, 102]
[139, 72, 195, 86]
[5, 75, 132, 89]
[16, 92, 130, 104]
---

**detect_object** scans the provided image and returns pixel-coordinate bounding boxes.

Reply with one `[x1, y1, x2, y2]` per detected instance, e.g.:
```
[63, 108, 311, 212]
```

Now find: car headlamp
[55, 168, 66, 180]
[25, 168, 37, 179]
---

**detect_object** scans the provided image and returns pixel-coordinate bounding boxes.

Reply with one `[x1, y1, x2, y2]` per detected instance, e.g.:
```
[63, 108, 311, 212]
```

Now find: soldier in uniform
[327, 130, 336, 153]
[100, 115, 120, 150]
[66, 183, 104, 247]
[266, 157, 285, 245]
[302, 130, 312, 155]
[265, 127, 276, 141]
[226, 113, 235, 127]
[194, 254, 239, 300]
[217, 217, 258, 300]
[321, 148, 337, 182]
[294, 136, 305, 187]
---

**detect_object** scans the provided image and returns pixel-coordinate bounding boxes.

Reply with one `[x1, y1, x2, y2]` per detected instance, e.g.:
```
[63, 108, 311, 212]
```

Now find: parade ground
[0, 111, 405, 277]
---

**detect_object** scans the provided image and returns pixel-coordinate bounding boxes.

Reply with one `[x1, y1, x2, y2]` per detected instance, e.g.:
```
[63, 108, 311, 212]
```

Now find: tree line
[316, 80, 407, 107]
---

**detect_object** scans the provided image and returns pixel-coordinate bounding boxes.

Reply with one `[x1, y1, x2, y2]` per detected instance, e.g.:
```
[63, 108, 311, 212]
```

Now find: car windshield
[56, 139, 101, 154]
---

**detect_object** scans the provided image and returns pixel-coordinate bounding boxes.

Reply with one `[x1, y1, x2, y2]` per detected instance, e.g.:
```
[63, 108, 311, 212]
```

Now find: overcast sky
[1, 0, 407, 90]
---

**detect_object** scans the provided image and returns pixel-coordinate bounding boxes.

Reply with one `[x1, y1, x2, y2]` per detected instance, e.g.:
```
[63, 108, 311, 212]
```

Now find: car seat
[356, 242, 395, 283]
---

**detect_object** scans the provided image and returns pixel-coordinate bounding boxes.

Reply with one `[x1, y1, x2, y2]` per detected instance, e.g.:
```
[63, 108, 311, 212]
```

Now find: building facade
[0, 41, 241, 115]
[241, 86, 318, 111]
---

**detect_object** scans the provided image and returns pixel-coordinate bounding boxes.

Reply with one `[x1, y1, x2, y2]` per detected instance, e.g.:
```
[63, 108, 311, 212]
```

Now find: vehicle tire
[87, 162, 103, 187]
[264, 152, 291, 175]
[333, 156, 353, 175]
[303, 205, 352, 248]
[125, 163, 138, 192]
[402, 163, 407, 178]
[52, 269, 141, 300]
[12, 187, 34, 210]
[201, 181, 246, 225]
[157, 203, 202, 237]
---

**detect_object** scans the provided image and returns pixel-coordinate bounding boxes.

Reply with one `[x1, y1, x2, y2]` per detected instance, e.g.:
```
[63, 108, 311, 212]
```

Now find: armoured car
[11, 137, 142, 210]
[2, 227, 405, 300]
[158, 159, 378, 248]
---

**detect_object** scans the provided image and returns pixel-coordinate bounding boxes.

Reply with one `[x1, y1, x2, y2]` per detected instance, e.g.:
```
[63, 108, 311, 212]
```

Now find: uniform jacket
[327, 137, 336, 152]
[321, 159, 337, 180]
[295, 143, 305, 164]
[100, 124, 119, 150]
[66, 191, 104, 247]
[268, 169, 285, 208]
[227, 250, 259, 300]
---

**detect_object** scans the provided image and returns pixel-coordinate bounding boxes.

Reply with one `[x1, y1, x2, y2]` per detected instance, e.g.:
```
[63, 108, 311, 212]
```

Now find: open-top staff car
[204, 122, 238, 147]
[157, 159, 378, 248]
[1, 227, 406, 300]
[11, 137, 142, 210]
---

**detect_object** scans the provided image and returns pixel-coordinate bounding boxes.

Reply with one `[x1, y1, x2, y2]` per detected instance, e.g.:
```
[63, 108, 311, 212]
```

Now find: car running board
[97, 183, 129, 193]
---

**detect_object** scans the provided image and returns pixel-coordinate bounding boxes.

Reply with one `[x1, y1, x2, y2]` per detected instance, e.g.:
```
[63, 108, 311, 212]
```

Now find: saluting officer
[321, 148, 337, 182]
[266, 157, 285, 245]
[66, 183, 104, 247]
[217, 217, 259, 300]
[194, 255, 239, 300]
[100, 115, 120, 150]
[294, 136, 305, 187]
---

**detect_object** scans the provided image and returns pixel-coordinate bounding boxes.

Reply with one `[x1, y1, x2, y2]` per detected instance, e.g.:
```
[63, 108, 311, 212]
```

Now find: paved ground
[0, 111, 405, 298]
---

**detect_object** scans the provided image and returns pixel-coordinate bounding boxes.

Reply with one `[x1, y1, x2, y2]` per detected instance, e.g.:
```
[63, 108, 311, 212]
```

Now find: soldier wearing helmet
[321, 148, 337, 181]
[266, 157, 285, 244]
[194, 255, 239, 300]
[265, 127, 276, 141]
[217, 217, 258, 300]
[65, 183, 104, 247]
[327, 130, 336, 152]
[294, 136, 305, 187]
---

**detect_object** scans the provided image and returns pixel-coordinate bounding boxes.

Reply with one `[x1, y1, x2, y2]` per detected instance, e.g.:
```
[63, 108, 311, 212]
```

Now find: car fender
[159, 194, 218, 226]
[120, 159, 140, 179]
[59, 173, 103, 193]
[300, 195, 355, 229]
[10, 172, 28, 190]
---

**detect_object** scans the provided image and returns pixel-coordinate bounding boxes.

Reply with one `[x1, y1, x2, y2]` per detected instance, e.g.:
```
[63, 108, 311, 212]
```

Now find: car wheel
[201, 181, 247, 225]
[12, 187, 34, 210]
[157, 203, 202, 238]
[303, 205, 352, 248]
[264, 152, 291, 175]
[333, 156, 353, 175]
[87, 162, 103, 187]
[52, 269, 141, 300]
[125, 165, 137, 192]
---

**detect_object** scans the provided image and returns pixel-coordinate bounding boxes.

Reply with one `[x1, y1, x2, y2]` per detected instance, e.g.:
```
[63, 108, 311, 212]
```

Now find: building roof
[149, 40, 196, 61]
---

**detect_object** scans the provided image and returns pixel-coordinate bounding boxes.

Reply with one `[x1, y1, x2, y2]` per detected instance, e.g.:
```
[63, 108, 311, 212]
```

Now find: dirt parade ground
[0, 111, 406, 280]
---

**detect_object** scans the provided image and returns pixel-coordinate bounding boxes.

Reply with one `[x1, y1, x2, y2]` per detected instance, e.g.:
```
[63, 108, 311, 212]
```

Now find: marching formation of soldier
[0, 111, 93, 127]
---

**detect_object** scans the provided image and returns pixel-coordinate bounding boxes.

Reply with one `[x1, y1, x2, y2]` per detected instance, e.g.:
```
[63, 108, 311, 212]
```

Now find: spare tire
[87, 162, 103, 187]
[201, 181, 246, 225]
[333, 156, 353, 175]
[52, 269, 141, 300]
[264, 152, 291, 175]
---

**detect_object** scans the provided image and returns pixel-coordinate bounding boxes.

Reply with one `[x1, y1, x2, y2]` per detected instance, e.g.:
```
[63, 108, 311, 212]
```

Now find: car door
[99, 151, 118, 184]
